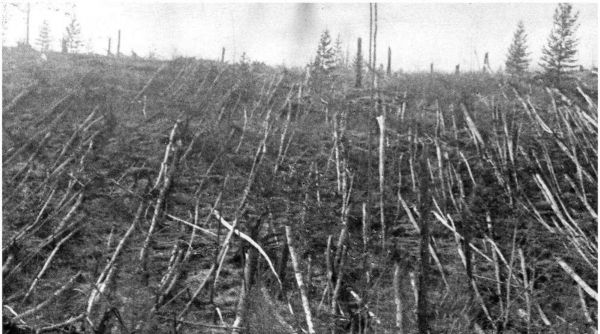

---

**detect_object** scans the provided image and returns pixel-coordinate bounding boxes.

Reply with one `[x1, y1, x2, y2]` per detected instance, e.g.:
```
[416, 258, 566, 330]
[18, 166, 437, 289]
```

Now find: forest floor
[2, 46, 598, 334]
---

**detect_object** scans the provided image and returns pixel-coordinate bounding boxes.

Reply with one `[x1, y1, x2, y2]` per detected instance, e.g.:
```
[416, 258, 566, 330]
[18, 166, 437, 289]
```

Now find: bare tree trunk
[232, 251, 253, 334]
[306, 255, 313, 292]
[246, 219, 262, 288]
[519, 248, 531, 334]
[107, 37, 111, 56]
[368, 4, 372, 75]
[464, 233, 473, 282]
[333, 112, 342, 193]
[488, 213, 504, 322]
[277, 233, 290, 299]
[372, 4, 377, 81]
[331, 246, 346, 316]
[285, 225, 316, 334]
[366, 2, 377, 257]
[376, 114, 386, 252]
[483, 52, 491, 73]
[117, 30, 121, 57]
[387, 47, 392, 76]
[409, 271, 418, 306]
[417, 142, 431, 334]
[577, 285, 594, 329]
[394, 263, 404, 334]
[15, 271, 82, 321]
[325, 235, 334, 306]
[355, 38, 363, 88]
[139, 121, 180, 273]
[23, 228, 78, 302]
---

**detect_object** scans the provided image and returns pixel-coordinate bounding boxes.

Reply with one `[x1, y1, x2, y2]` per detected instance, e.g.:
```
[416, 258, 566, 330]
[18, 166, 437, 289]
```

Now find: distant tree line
[25, 1, 588, 88]
[308, 3, 583, 90]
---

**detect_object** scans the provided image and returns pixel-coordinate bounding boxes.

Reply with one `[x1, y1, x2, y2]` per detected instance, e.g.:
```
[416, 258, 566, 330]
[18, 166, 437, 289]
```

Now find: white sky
[2, 2, 598, 72]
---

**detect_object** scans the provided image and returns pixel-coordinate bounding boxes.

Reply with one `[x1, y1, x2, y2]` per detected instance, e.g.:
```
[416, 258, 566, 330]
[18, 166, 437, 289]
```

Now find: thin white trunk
[333, 114, 341, 193]
[519, 249, 531, 333]
[23, 228, 78, 302]
[393, 263, 404, 334]
[376, 114, 386, 252]
[556, 257, 598, 301]
[285, 225, 316, 334]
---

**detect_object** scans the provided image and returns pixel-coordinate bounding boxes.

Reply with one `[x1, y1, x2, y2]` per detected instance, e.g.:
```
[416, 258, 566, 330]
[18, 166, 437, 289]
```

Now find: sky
[2, 2, 598, 72]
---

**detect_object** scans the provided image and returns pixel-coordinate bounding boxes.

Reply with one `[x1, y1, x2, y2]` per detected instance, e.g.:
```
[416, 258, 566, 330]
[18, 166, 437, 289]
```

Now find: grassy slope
[2, 46, 597, 334]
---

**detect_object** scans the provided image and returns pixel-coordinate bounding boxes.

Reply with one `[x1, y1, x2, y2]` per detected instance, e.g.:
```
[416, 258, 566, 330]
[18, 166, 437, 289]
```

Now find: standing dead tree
[371, 2, 380, 252]
[483, 52, 492, 73]
[117, 29, 121, 57]
[376, 114, 386, 251]
[393, 263, 404, 334]
[387, 47, 391, 76]
[355, 38, 363, 88]
[417, 140, 431, 334]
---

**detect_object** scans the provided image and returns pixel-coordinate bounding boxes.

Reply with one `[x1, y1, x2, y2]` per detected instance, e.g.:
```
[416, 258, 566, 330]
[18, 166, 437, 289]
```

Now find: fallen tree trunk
[285, 225, 316, 334]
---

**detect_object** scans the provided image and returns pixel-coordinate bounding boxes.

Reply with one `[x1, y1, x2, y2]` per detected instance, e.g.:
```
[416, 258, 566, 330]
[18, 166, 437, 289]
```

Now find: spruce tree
[505, 21, 530, 75]
[313, 29, 336, 75]
[540, 3, 579, 86]
[64, 15, 82, 53]
[36, 20, 51, 52]
[239, 52, 250, 72]
[334, 34, 344, 68]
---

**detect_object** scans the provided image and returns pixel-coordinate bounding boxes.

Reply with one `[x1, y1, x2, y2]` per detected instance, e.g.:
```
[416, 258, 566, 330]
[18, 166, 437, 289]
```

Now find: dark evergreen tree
[540, 3, 580, 85]
[36, 20, 51, 52]
[505, 21, 530, 75]
[64, 15, 82, 53]
[354, 38, 363, 88]
[312, 29, 337, 75]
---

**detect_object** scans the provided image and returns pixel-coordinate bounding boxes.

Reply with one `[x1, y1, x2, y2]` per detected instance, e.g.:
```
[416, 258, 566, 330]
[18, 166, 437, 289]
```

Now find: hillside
[2, 46, 597, 334]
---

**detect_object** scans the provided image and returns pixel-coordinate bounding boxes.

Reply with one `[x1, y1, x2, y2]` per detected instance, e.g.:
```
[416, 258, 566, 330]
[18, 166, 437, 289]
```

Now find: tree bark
[285, 225, 316, 334]
[417, 142, 431, 334]
[387, 47, 392, 76]
[117, 30, 121, 57]
[277, 234, 290, 298]
[376, 114, 386, 252]
[394, 263, 404, 334]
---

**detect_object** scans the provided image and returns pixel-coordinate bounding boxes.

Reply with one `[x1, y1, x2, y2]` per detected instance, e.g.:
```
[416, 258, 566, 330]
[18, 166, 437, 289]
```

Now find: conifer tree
[334, 34, 344, 68]
[239, 52, 250, 72]
[36, 20, 51, 52]
[64, 15, 82, 53]
[540, 3, 580, 85]
[313, 29, 337, 75]
[505, 21, 530, 75]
